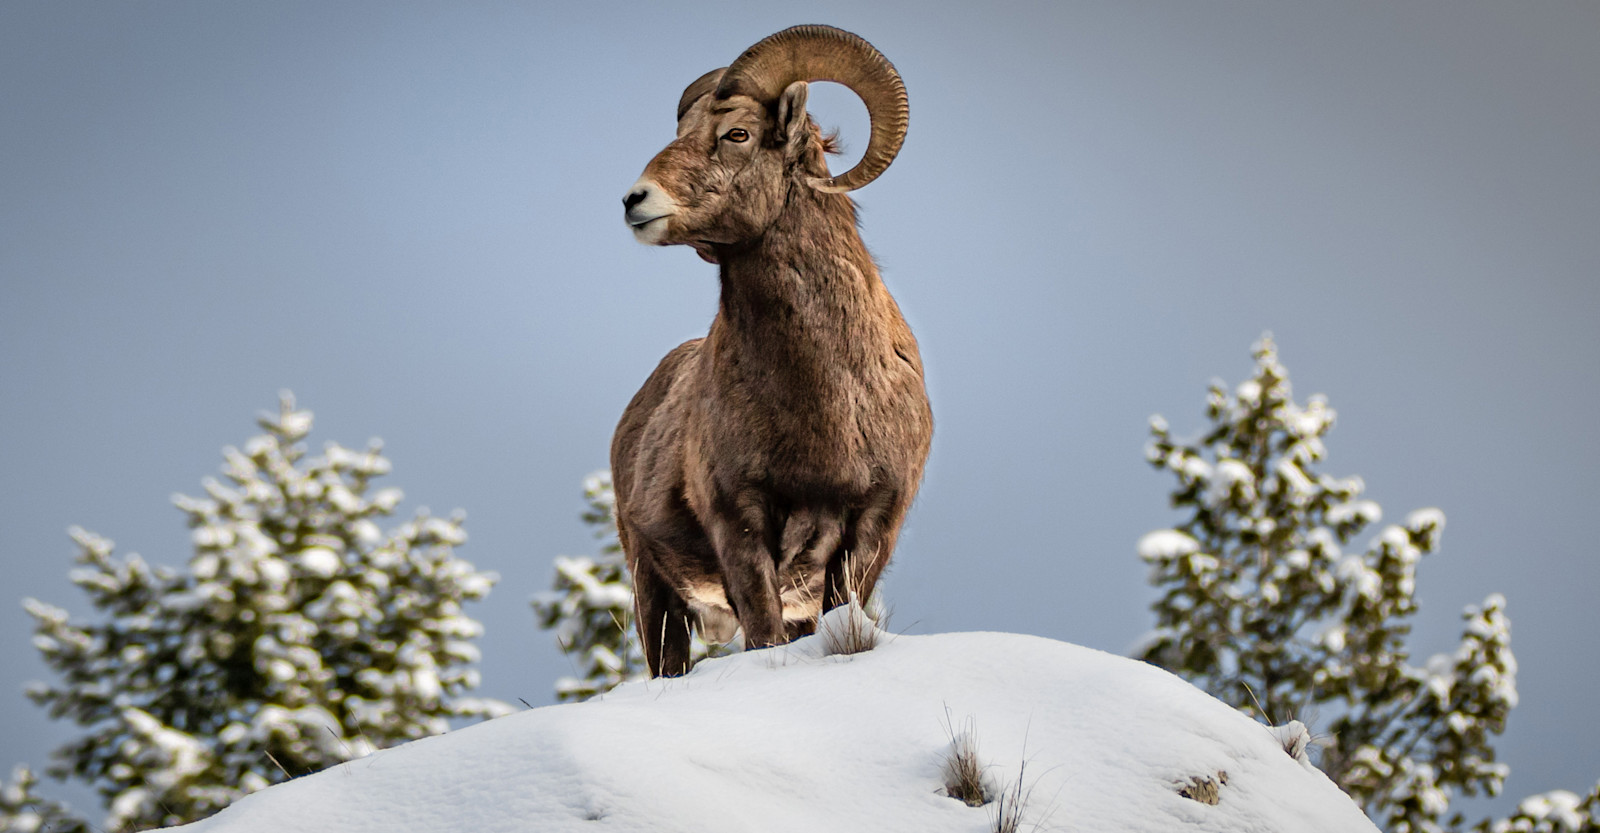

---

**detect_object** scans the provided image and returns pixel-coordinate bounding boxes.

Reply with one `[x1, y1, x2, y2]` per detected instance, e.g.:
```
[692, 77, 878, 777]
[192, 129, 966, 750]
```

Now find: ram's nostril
[623, 189, 649, 211]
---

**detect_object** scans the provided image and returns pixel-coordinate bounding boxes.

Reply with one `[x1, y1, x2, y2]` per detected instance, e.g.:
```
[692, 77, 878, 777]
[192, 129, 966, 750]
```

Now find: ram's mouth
[628, 214, 672, 245]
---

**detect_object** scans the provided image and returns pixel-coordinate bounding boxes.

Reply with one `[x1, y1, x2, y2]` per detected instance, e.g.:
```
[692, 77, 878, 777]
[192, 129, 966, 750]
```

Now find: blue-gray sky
[3, 0, 1596, 819]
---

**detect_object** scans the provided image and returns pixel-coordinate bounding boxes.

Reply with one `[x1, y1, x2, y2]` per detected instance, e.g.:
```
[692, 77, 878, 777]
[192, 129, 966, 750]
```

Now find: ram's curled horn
[715, 24, 908, 193]
[677, 68, 726, 123]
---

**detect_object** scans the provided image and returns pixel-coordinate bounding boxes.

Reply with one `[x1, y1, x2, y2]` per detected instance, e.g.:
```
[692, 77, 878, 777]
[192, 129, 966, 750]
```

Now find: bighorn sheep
[614, 25, 932, 676]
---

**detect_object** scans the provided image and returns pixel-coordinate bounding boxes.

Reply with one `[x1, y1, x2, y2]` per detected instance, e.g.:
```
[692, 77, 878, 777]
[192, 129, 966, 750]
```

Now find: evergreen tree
[1138, 335, 1523, 832]
[0, 765, 88, 833]
[1, 393, 508, 832]
[1476, 786, 1600, 833]
[531, 472, 648, 701]
[533, 472, 726, 701]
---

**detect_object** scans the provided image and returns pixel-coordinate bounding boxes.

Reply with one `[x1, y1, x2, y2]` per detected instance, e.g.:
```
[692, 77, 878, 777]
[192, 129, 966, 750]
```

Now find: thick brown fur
[615, 78, 932, 677]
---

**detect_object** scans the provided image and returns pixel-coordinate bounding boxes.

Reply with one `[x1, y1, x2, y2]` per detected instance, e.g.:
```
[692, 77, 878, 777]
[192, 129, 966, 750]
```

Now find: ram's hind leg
[632, 555, 693, 677]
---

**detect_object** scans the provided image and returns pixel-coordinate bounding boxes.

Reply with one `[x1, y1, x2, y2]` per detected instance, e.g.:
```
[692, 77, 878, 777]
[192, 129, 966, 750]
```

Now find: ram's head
[623, 25, 908, 259]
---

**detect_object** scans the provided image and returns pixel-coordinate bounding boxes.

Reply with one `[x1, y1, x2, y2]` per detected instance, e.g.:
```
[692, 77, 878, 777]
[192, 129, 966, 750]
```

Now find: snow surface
[159, 630, 1378, 833]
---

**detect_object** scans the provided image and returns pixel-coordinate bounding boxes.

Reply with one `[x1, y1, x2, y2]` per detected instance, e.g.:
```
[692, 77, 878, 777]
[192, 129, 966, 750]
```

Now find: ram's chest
[708, 362, 909, 483]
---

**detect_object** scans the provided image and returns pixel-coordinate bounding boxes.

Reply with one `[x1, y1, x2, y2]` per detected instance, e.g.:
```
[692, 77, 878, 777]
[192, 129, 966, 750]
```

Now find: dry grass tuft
[819, 592, 882, 655]
[935, 713, 1053, 832]
[990, 737, 1058, 833]
[817, 554, 885, 656]
[1268, 719, 1314, 762]
[940, 711, 991, 807]
[1176, 770, 1228, 805]
[990, 758, 1034, 833]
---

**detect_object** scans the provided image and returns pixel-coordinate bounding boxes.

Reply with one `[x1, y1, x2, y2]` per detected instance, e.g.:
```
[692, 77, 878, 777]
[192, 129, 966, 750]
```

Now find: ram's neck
[711, 191, 893, 369]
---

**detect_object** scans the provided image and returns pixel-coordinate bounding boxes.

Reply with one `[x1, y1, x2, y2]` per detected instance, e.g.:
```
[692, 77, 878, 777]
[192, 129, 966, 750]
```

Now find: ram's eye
[723, 128, 750, 143]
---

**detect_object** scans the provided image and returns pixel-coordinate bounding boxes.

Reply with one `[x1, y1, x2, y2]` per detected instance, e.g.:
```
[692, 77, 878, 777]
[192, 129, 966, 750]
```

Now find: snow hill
[160, 615, 1378, 832]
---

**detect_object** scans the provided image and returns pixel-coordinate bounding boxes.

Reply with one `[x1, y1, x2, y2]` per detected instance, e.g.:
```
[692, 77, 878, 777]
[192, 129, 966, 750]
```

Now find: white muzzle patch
[622, 177, 677, 245]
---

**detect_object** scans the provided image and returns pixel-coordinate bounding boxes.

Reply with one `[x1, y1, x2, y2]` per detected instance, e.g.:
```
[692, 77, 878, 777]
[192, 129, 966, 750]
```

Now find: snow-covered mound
[163, 627, 1377, 832]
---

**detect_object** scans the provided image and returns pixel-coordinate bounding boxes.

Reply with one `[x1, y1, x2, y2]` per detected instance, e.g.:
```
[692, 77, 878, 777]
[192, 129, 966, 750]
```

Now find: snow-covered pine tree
[1, 393, 509, 833]
[531, 472, 648, 701]
[1138, 335, 1519, 833]
[0, 765, 87, 833]
[533, 472, 728, 701]
[1475, 785, 1600, 833]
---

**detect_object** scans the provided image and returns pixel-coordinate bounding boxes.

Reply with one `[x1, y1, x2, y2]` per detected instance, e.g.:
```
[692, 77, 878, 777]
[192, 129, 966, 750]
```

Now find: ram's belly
[681, 572, 825, 625]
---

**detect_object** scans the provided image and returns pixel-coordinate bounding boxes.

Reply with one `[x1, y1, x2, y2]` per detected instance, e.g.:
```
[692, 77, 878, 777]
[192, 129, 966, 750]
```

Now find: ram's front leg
[710, 507, 785, 650]
[630, 547, 694, 677]
[827, 488, 907, 611]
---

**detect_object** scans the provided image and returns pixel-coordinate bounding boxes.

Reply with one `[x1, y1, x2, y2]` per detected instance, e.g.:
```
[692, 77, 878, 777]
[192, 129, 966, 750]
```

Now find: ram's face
[621, 27, 905, 262]
[623, 85, 811, 259]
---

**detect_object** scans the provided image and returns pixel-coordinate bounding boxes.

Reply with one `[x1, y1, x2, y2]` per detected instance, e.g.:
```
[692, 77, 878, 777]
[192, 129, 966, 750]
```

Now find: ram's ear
[776, 80, 810, 157]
